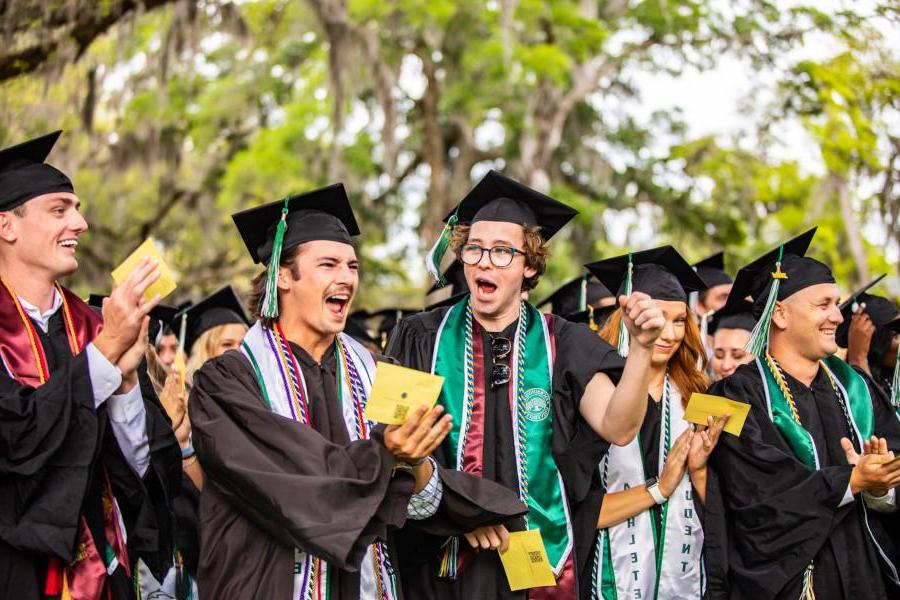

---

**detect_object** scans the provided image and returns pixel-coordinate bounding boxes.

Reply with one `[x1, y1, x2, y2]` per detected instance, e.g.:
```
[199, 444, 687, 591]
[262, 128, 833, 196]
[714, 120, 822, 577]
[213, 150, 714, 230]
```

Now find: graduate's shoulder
[707, 361, 765, 403]
[191, 348, 255, 392]
[395, 305, 452, 335]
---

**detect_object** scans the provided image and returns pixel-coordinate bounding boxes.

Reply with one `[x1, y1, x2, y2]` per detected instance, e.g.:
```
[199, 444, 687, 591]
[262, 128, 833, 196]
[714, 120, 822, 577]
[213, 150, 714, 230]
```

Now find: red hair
[598, 308, 709, 403]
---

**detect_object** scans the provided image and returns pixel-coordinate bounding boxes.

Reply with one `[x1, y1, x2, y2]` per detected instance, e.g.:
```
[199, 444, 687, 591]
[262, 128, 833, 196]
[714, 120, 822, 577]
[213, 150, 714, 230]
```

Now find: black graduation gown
[189, 341, 524, 600]
[703, 361, 900, 600]
[385, 308, 625, 599]
[0, 311, 181, 600]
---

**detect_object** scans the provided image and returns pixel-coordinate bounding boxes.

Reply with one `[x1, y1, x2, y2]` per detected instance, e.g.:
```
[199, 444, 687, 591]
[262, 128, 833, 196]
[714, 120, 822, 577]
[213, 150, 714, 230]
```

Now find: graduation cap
[693, 252, 733, 288]
[835, 274, 898, 353]
[729, 227, 835, 356]
[425, 291, 469, 312]
[88, 293, 179, 345]
[536, 274, 614, 316]
[565, 304, 617, 332]
[707, 298, 756, 337]
[231, 183, 360, 319]
[585, 245, 707, 356]
[425, 170, 577, 286]
[0, 130, 74, 211]
[175, 286, 249, 354]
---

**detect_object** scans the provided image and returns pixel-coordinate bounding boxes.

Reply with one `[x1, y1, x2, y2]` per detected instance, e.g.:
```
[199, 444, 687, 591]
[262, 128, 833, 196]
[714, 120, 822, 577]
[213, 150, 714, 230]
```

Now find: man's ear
[276, 264, 293, 292]
[0, 212, 18, 243]
[770, 301, 788, 330]
[523, 264, 537, 280]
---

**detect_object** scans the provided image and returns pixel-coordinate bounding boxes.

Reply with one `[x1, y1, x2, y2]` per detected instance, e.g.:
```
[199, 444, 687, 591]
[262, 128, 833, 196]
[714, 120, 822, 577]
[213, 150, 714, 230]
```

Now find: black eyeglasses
[460, 244, 525, 268]
[490, 335, 511, 388]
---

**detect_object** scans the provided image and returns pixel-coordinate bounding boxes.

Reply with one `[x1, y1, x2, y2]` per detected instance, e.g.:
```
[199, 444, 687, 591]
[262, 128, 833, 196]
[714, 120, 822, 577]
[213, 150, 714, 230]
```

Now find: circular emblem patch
[523, 388, 551, 422]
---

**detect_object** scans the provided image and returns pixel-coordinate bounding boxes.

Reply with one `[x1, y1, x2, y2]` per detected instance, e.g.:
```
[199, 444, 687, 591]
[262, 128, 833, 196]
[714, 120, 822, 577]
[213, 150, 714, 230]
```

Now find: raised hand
[94, 257, 162, 364]
[687, 415, 730, 474]
[159, 370, 188, 432]
[620, 292, 665, 349]
[846, 307, 876, 373]
[659, 428, 693, 498]
[383, 405, 452, 465]
[464, 524, 510, 552]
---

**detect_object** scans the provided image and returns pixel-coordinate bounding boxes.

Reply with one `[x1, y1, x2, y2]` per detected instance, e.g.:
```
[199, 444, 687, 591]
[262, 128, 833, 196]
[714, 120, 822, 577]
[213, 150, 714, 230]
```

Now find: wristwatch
[645, 476, 667, 505]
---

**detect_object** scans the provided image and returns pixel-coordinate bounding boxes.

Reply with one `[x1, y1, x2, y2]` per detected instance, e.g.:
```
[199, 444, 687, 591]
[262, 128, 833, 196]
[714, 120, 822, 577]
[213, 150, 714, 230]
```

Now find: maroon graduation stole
[0, 280, 130, 599]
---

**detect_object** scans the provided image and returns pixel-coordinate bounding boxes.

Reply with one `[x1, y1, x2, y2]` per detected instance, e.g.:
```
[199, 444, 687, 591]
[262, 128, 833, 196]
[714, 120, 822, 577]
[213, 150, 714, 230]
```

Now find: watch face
[645, 476, 659, 487]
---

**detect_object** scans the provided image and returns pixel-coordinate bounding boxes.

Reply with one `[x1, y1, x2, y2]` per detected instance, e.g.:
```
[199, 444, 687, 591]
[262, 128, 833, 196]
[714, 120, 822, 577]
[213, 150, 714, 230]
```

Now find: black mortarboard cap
[443, 170, 577, 241]
[835, 275, 898, 349]
[0, 131, 74, 211]
[88, 293, 180, 345]
[176, 285, 249, 354]
[729, 228, 834, 319]
[693, 252, 733, 288]
[425, 291, 469, 312]
[565, 304, 617, 331]
[344, 310, 378, 347]
[708, 297, 756, 336]
[537, 274, 614, 316]
[585, 245, 708, 304]
[232, 183, 360, 264]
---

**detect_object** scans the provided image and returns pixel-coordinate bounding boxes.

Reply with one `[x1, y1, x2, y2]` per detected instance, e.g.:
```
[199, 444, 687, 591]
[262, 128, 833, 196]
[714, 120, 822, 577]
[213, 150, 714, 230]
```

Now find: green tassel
[746, 245, 787, 356]
[579, 273, 588, 312]
[617, 253, 633, 357]
[260, 197, 290, 319]
[426, 212, 459, 287]
[891, 343, 900, 409]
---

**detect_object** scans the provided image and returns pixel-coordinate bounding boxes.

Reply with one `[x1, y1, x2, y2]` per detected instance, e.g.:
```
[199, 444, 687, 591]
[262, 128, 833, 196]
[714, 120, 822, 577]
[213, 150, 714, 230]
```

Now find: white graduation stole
[593, 379, 704, 599]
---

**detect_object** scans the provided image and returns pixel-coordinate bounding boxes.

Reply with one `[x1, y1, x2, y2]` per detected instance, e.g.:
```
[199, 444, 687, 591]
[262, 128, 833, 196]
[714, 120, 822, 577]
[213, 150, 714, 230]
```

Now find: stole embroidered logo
[523, 388, 551, 422]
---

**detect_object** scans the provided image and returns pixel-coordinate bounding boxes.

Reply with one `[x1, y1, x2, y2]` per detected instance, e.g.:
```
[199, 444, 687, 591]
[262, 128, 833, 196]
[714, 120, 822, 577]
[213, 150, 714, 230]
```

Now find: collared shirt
[18, 291, 150, 477]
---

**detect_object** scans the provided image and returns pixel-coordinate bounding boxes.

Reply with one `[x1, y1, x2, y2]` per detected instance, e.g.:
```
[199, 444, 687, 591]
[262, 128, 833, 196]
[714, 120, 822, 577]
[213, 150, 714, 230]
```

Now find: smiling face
[279, 240, 359, 337]
[711, 328, 752, 379]
[462, 220, 536, 321]
[651, 300, 688, 367]
[772, 283, 843, 360]
[0, 192, 87, 280]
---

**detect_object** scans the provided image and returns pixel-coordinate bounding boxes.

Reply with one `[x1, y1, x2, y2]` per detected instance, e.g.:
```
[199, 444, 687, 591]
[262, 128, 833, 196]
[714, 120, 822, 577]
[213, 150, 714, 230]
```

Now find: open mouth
[58, 239, 78, 251]
[325, 293, 350, 318]
[475, 277, 498, 297]
[820, 328, 836, 338]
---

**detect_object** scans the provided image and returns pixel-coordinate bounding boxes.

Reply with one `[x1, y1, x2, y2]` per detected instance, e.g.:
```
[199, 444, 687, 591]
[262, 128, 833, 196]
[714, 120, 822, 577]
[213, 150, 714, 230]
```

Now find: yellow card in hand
[111, 239, 177, 302]
[684, 393, 751, 437]
[499, 529, 557, 591]
[363, 362, 445, 425]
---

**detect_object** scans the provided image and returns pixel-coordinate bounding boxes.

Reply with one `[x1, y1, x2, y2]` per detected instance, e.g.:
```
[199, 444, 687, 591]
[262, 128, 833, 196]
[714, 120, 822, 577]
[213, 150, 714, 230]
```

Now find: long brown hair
[599, 307, 709, 402]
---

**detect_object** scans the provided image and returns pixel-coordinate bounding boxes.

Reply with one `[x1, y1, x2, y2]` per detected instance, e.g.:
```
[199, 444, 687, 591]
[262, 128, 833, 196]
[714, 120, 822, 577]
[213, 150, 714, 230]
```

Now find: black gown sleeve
[105, 361, 181, 579]
[704, 369, 855, 598]
[551, 319, 625, 505]
[0, 353, 99, 559]
[189, 351, 416, 571]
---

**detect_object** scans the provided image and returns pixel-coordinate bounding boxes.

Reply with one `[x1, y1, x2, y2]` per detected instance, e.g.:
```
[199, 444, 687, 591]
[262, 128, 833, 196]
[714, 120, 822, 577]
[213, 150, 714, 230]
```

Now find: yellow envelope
[363, 362, 445, 424]
[499, 529, 557, 591]
[684, 393, 751, 437]
[111, 238, 177, 302]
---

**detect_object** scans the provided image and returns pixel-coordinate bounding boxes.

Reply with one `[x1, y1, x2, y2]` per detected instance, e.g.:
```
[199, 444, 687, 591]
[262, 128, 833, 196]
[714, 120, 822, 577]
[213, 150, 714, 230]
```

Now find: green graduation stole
[757, 354, 874, 468]
[432, 296, 571, 575]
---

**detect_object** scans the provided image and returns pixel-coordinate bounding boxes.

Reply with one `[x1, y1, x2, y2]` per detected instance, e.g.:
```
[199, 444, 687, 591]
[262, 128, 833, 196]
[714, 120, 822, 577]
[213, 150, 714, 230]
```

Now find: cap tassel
[617, 253, 633, 357]
[579, 274, 588, 312]
[746, 245, 787, 357]
[587, 305, 598, 332]
[260, 198, 290, 319]
[426, 212, 459, 287]
[891, 344, 900, 409]
[698, 310, 713, 369]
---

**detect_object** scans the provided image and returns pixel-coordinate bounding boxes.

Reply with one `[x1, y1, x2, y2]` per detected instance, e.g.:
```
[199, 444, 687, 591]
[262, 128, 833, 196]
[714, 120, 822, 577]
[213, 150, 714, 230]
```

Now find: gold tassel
[800, 561, 815, 600]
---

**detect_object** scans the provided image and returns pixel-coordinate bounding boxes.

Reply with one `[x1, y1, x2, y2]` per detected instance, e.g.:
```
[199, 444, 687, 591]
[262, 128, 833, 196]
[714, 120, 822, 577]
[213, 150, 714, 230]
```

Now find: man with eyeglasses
[386, 170, 665, 599]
